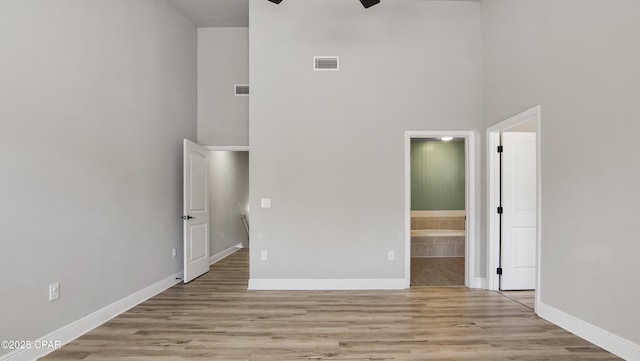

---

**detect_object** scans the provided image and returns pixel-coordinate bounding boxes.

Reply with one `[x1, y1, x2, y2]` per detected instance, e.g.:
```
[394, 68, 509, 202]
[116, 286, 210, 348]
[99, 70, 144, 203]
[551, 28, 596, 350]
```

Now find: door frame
[404, 130, 477, 288]
[204, 146, 250, 151]
[486, 106, 542, 304]
[202, 145, 250, 251]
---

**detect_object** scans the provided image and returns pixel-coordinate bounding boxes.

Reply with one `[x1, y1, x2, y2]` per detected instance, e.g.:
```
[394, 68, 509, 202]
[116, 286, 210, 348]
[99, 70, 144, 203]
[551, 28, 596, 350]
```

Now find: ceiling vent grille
[235, 84, 249, 96]
[314, 56, 339, 71]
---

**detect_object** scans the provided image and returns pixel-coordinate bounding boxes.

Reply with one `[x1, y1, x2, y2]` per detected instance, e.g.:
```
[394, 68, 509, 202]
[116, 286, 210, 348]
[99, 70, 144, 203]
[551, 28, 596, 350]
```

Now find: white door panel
[183, 139, 210, 283]
[501, 132, 536, 290]
[511, 228, 536, 268]
[190, 224, 208, 261]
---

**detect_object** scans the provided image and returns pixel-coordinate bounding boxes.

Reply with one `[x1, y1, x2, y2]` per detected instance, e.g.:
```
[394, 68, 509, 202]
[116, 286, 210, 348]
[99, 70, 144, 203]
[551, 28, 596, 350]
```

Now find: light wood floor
[500, 290, 535, 310]
[41, 249, 619, 360]
[410, 257, 464, 287]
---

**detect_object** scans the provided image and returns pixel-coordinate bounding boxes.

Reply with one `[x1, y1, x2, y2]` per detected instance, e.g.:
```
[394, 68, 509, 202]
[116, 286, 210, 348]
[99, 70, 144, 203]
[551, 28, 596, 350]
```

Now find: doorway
[404, 131, 476, 288]
[410, 138, 466, 286]
[205, 147, 250, 263]
[183, 142, 249, 283]
[487, 106, 541, 308]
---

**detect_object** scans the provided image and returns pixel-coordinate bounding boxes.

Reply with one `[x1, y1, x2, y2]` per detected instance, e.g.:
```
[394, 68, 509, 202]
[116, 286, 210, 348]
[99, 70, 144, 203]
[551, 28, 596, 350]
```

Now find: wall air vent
[314, 56, 339, 71]
[234, 84, 249, 96]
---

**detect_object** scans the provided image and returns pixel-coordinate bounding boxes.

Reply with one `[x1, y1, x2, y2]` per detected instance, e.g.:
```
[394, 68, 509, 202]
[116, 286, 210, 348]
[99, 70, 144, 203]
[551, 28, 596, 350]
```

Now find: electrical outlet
[261, 198, 271, 208]
[388, 251, 395, 261]
[260, 251, 268, 261]
[49, 283, 60, 302]
[172, 248, 177, 258]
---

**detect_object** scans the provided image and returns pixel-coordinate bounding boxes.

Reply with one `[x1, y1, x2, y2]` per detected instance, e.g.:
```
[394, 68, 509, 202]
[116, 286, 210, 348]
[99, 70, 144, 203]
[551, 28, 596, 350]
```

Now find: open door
[500, 132, 536, 290]
[183, 139, 210, 283]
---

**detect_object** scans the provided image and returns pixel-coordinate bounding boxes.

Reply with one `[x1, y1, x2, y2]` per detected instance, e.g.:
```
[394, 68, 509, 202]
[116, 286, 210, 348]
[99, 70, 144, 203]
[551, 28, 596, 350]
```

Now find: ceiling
[166, 0, 249, 27]
[167, 0, 475, 28]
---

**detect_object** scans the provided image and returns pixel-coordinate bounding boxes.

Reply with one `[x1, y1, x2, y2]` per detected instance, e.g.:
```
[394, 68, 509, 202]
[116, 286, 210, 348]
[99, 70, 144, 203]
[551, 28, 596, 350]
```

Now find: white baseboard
[1, 245, 244, 361]
[248, 278, 408, 290]
[209, 243, 244, 265]
[0, 271, 183, 361]
[537, 302, 640, 360]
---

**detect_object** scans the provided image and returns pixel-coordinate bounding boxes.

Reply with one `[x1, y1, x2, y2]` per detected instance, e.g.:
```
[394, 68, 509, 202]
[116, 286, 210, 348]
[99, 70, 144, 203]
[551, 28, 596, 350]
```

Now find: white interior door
[501, 132, 536, 290]
[183, 139, 210, 283]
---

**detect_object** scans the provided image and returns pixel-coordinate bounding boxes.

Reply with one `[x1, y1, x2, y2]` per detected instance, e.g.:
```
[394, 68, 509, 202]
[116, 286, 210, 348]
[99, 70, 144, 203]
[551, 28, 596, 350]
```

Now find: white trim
[248, 278, 407, 290]
[204, 146, 250, 151]
[487, 106, 540, 131]
[209, 243, 244, 265]
[535, 109, 542, 309]
[411, 229, 465, 237]
[405, 130, 477, 289]
[486, 105, 541, 296]
[410, 210, 466, 217]
[0, 271, 183, 361]
[537, 302, 640, 360]
[486, 130, 500, 291]
[473, 277, 487, 289]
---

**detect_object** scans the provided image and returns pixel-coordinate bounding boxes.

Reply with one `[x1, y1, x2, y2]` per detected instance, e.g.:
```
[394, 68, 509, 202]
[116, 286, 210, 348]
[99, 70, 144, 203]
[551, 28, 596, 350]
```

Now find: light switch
[261, 198, 271, 208]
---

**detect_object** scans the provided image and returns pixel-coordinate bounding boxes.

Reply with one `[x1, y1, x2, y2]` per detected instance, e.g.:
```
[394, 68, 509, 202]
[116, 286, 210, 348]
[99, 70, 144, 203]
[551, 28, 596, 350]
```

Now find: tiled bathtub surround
[411, 216, 465, 231]
[412, 236, 465, 257]
[411, 211, 465, 258]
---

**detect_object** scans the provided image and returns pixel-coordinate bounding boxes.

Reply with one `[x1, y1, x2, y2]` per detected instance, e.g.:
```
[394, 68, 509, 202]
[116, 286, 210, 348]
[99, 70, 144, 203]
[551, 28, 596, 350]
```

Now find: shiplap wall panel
[411, 139, 465, 210]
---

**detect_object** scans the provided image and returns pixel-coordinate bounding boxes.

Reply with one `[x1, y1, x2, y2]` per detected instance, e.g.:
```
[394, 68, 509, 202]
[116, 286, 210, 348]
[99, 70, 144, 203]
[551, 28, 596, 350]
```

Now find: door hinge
[497, 145, 503, 153]
[497, 267, 503, 275]
[497, 206, 503, 214]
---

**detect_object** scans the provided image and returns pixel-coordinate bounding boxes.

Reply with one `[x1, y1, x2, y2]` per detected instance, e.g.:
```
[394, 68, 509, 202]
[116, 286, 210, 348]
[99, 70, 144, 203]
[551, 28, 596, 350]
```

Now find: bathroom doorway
[410, 138, 466, 286]
[404, 131, 476, 288]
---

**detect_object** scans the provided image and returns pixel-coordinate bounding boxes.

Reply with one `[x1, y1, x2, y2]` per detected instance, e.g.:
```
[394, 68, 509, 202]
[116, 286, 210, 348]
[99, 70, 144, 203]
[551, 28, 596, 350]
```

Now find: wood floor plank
[500, 290, 535, 310]
[40, 249, 620, 360]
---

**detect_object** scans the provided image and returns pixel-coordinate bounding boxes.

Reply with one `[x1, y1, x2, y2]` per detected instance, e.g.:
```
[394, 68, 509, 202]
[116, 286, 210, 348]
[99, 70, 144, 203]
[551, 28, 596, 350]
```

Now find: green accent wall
[411, 139, 465, 210]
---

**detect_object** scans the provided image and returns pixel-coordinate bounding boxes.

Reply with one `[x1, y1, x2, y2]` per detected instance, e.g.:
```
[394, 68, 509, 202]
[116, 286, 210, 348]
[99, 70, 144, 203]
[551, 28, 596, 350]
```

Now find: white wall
[483, 0, 640, 347]
[198, 28, 249, 146]
[0, 0, 196, 354]
[249, 0, 483, 283]
[208, 151, 250, 255]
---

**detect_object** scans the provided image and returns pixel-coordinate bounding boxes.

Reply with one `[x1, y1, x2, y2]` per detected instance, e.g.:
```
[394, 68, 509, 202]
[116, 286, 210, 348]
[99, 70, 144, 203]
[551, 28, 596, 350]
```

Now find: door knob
[182, 215, 194, 220]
